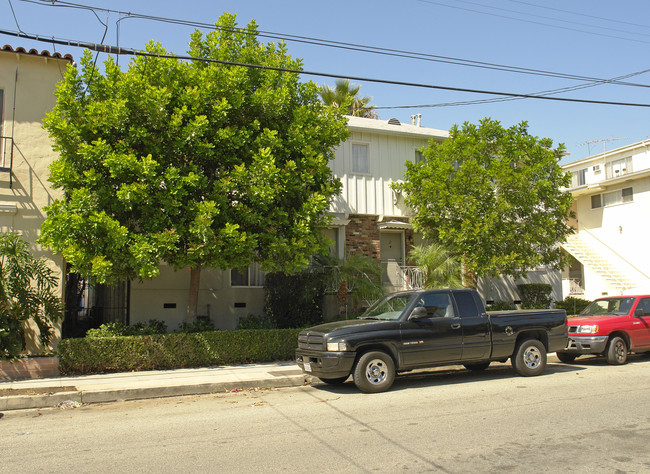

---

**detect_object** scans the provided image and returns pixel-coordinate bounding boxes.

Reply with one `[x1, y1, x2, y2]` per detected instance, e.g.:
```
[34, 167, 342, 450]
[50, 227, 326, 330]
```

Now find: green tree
[394, 118, 573, 283]
[40, 13, 349, 321]
[408, 243, 463, 289]
[319, 79, 377, 118]
[0, 233, 62, 358]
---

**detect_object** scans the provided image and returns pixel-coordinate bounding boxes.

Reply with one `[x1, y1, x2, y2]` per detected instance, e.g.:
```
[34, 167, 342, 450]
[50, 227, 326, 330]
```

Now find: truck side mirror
[410, 306, 428, 320]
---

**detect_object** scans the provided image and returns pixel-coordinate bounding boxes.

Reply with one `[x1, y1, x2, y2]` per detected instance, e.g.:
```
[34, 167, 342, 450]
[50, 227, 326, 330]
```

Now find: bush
[517, 283, 553, 309]
[237, 314, 274, 330]
[554, 297, 591, 316]
[178, 319, 215, 333]
[0, 233, 62, 358]
[486, 300, 515, 311]
[86, 320, 168, 337]
[264, 271, 327, 328]
[57, 329, 302, 375]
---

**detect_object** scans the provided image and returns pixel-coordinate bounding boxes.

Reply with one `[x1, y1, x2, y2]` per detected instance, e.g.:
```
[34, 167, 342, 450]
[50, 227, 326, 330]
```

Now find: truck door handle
[451, 323, 461, 329]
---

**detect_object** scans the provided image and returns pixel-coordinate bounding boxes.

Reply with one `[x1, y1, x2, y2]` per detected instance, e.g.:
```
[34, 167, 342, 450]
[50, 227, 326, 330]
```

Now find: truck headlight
[577, 325, 599, 334]
[326, 342, 350, 352]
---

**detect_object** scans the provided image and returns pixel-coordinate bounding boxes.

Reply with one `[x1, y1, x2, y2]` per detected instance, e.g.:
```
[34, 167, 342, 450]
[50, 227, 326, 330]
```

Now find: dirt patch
[0, 386, 77, 396]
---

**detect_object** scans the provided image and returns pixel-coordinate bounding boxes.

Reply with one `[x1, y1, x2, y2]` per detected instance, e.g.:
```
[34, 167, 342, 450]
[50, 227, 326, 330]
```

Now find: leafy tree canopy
[394, 118, 574, 280]
[40, 13, 349, 289]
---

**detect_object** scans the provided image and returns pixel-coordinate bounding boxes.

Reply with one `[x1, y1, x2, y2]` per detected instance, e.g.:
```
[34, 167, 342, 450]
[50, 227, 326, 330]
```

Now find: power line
[3, 27, 650, 109]
[416, 0, 650, 45]
[20, 0, 650, 90]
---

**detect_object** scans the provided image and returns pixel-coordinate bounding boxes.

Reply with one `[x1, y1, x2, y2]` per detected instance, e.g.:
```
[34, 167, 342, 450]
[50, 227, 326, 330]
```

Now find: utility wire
[2, 27, 650, 108]
[21, 0, 650, 89]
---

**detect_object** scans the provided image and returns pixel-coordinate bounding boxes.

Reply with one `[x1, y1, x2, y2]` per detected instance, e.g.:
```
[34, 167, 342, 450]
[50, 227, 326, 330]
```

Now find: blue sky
[2, 0, 649, 163]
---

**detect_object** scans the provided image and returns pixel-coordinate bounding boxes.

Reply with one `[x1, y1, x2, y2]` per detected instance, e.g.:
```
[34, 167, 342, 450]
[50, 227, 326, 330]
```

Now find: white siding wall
[330, 127, 439, 217]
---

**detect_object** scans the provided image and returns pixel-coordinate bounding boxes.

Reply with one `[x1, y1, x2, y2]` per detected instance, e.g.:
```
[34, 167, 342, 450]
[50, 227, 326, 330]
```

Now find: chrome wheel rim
[523, 346, 542, 369]
[365, 359, 388, 385]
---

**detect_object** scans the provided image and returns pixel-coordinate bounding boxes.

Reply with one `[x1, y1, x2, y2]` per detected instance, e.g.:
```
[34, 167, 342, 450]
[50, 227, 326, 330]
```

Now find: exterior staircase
[561, 232, 647, 293]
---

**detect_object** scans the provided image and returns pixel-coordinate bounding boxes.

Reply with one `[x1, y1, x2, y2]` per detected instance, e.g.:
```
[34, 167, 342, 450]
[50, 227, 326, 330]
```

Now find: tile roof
[1, 44, 73, 62]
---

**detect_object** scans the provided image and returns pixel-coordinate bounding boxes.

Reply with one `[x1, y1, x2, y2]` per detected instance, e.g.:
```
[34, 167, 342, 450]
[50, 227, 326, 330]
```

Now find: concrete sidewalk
[0, 361, 308, 411]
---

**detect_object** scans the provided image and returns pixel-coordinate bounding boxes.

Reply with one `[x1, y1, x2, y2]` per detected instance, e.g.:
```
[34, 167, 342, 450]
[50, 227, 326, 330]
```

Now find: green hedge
[58, 329, 302, 375]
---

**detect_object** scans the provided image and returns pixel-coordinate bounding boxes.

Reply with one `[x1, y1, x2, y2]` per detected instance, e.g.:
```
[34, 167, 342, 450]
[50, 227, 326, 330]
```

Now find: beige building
[0, 45, 73, 351]
[562, 140, 650, 300]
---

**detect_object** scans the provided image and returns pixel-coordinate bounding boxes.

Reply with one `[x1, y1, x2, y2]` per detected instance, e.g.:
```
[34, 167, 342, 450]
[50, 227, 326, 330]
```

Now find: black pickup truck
[296, 289, 567, 393]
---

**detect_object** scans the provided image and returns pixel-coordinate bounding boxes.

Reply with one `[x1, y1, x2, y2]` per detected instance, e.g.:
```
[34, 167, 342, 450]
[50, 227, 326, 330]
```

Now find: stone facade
[345, 215, 381, 260]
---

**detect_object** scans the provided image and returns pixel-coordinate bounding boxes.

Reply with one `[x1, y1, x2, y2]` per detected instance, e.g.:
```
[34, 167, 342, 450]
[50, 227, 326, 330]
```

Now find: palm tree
[409, 243, 463, 289]
[319, 79, 378, 118]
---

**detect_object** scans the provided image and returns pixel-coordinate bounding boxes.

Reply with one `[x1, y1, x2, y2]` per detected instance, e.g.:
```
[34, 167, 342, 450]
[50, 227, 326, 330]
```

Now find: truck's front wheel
[353, 351, 395, 393]
[512, 339, 547, 376]
[606, 336, 627, 365]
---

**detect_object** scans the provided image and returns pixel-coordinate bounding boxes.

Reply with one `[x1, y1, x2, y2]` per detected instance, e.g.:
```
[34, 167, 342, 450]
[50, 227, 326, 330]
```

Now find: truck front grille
[298, 331, 325, 350]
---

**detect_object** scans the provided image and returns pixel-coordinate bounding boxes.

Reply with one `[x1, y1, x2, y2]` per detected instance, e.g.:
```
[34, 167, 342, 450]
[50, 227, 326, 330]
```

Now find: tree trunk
[187, 265, 201, 323]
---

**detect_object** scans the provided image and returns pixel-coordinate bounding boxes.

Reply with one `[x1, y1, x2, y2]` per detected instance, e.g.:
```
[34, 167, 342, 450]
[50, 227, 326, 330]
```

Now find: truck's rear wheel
[606, 336, 627, 365]
[512, 339, 547, 376]
[353, 351, 395, 393]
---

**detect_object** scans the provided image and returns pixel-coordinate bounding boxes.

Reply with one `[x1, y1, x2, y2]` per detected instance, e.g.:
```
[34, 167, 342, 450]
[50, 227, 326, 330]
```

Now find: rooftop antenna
[580, 137, 629, 156]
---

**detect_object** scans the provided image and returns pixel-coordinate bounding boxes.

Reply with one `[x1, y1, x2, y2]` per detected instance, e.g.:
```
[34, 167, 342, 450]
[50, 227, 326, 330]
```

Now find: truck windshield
[580, 297, 635, 317]
[359, 293, 415, 321]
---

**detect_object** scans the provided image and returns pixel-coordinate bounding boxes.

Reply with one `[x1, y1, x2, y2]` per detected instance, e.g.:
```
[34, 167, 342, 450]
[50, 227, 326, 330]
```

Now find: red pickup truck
[556, 295, 650, 365]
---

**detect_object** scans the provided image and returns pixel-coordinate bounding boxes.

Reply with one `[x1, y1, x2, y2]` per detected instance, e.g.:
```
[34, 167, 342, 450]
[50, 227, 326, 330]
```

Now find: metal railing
[0, 136, 14, 188]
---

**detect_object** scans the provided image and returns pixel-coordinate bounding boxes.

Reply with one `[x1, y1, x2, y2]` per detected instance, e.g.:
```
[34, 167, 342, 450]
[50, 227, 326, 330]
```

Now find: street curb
[0, 374, 309, 411]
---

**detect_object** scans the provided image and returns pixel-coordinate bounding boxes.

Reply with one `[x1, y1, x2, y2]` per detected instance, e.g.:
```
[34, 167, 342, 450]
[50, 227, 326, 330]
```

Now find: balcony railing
[0, 136, 14, 188]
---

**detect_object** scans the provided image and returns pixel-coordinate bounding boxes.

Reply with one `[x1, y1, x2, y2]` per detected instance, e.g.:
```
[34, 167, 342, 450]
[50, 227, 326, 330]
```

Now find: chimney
[417, 113, 422, 127]
[411, 115, 416, 125]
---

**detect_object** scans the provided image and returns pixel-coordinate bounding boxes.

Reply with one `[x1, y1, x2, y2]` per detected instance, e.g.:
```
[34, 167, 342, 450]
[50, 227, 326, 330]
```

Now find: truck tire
[318, 376, 349, 385]
[512, 339, 547, 377]
[464, 362, 491, 371]
[353, 351, 395, 393]
[606, 336, 628, 365]
[556, 352, 576, 363]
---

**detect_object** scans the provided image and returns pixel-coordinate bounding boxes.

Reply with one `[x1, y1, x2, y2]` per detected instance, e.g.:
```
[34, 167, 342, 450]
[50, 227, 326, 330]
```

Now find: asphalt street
[1, 354, 649, 473]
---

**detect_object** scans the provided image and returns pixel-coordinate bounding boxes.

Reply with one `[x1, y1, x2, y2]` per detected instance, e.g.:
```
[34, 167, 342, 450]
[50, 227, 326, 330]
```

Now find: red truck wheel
[512, 339, 547, 376]
[606, 337, 628, 365]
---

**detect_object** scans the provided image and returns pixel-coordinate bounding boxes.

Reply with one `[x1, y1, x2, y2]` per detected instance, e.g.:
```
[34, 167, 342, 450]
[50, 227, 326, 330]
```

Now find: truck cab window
[453, 291, 480, 318]
[415, 293, 455, 318]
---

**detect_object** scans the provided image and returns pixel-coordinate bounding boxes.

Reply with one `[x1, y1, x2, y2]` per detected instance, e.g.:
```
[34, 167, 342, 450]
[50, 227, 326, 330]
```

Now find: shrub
[0, 233, 62, 358]
[486, 300, 515, 311]
[517, 283, 553, 309]
[178, 319, 215, 333]
[57, 328, 302, 375]
[237, 314, 275, 330]
[86, 319, 168, 337]
[554, 297, 591, 316]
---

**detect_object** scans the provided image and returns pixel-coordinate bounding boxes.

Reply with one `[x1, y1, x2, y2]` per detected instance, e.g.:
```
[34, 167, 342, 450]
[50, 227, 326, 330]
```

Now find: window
[414, 149, 426, 164]
[591, 187, 633, 209]
[606, 157, 632, 179]
[231, 263, 265, 287]
[351, 143, 369, 174]
[415, 293, 455, 318]
[573, 168, 587, 186]
[0, 89, 4, 137]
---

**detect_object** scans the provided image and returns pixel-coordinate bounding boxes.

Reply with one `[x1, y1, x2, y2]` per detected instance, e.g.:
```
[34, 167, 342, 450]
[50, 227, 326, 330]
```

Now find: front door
[631, 297, 650, 348]
[380, 231, 404, 291]
[399, 291, 463, 367]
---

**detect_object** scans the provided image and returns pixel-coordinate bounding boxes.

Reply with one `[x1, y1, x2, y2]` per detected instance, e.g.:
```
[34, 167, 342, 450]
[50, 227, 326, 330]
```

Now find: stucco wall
[0, 50, 69, 352]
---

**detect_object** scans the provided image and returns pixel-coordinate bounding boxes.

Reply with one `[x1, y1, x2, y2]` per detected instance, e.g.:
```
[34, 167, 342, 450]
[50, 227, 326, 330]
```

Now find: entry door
[380, 231, 404, 289]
